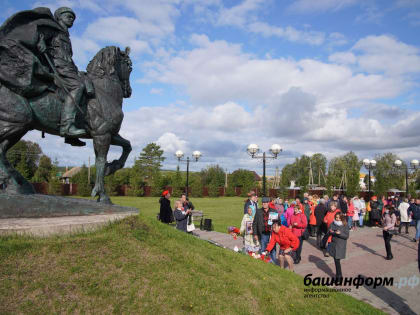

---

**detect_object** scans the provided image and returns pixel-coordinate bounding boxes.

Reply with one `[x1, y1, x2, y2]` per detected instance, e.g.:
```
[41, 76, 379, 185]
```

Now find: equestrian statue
[0, 7, 133, 204]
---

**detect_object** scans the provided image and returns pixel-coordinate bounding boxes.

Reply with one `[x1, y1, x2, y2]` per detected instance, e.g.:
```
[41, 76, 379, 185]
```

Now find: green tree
[48, 159, 62, 195]
[133, 143, 165, 182]
[208, 180, 220, 197]
[295, 155, 311, 192]
[326, 152, 361, 196]
[229, 169, 256, 197]
[171, 166, 183, 193]
[130, 143, 165, 195]
[71, 165, 95, 196]
[7, 140, 42, 180]
[373, 153, 405, 197]
[200, 165, 225, 187]
[342, 152, 361, 197]
[32, 155, 53, 182]
[280, 163, 296, 189]
[190, 174, 203, 197]
[311, 153, 328, 187]
[128, 166, 144, 196]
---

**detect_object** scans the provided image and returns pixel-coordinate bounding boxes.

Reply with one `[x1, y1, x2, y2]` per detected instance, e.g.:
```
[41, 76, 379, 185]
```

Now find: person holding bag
[382, 205, 397, 260]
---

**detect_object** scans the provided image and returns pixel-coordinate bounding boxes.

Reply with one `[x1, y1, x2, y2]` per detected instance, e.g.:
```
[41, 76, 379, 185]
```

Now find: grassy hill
[0, 213, 382, 314]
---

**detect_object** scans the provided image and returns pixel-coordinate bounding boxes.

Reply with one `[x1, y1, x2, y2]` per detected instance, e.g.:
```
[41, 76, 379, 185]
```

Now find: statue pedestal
[0, 194, 138, 218]
[0, 212, 136, 236]
[0, 194, 138, 236]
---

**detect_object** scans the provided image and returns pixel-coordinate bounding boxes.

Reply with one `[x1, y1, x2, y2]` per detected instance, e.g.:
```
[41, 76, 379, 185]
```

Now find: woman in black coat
[328, 213, 350, 280]
[159, 190, 173, 223]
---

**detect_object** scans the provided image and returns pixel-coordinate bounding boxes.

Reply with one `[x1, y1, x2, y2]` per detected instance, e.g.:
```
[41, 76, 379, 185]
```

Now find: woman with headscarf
[159, 190, 173, 223]
[240, 204, 260, 252]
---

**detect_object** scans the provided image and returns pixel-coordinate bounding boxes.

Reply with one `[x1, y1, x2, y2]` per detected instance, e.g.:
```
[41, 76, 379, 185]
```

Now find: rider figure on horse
[37, 7, 94, 144]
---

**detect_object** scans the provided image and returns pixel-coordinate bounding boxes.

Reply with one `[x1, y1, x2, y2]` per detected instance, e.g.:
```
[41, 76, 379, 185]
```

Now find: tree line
[7, 141, 420, 198]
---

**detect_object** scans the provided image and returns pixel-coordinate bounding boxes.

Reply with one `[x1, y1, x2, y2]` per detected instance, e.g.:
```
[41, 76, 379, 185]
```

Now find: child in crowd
[347, 198, 355, 230]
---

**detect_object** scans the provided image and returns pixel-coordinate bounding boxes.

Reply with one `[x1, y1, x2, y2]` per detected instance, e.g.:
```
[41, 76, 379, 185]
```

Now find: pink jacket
[285, 206, 295, 226]
[289, 212, 308, 238]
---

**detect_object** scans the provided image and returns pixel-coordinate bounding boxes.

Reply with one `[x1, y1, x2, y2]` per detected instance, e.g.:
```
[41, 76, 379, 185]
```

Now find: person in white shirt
[398, 198, 411, 234]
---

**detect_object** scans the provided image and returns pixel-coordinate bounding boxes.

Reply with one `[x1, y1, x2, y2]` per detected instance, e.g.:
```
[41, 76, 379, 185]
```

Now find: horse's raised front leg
[91, 133, 112, 204]
[104, 133, 132, 176]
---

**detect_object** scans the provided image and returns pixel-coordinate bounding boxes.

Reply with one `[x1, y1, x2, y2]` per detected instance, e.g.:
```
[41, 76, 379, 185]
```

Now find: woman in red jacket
[289, 206, 308, 264]
[264, 221, 299, 271]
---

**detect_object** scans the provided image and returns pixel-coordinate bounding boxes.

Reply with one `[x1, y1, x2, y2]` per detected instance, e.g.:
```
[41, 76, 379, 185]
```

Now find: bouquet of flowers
[227, 226, 240, 239]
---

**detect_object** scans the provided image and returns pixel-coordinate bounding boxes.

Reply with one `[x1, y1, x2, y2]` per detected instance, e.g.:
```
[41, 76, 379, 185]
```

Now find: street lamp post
[175, 150, 202, 199]
[247, 144, 282, 197]
[394, 159, 419, 196]
[363, 159, 377, 200]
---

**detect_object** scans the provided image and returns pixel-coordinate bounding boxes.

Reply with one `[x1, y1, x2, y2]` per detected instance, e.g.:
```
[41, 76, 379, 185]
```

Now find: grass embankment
[95, 196, 247, 233]
[0, 214, 382, 314]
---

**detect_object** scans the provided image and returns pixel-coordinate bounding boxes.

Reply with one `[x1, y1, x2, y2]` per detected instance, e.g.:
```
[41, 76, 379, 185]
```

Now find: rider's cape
[0, 7, 61, 97]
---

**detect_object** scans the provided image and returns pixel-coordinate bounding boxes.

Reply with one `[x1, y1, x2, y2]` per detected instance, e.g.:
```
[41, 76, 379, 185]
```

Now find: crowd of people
[240, 191, 420, 278]
[158, 188, 420, 276]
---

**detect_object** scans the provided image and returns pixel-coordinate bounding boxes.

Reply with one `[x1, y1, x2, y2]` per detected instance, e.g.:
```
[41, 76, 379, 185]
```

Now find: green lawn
[105, 196, 245, 233]
[0, 214, 383, 314]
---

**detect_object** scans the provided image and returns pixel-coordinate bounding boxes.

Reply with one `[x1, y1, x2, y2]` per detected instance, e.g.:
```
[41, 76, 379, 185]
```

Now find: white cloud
[328, 32, 348, 47]
[287, 0, 359, 14]
[329, 35, 420, 79]
[143, 34, 405, 106]
[352, 35, 420, 75]
[156, 132, 188, 154]
[248, 22, 325, 45]
[71, 36, 101, 68]
[150, 88, 163, 94]
[84, 17, 152, 55]
[328, 52, 357, 64]
[216, 0, 264, 27]
[33, 0, 106, 14]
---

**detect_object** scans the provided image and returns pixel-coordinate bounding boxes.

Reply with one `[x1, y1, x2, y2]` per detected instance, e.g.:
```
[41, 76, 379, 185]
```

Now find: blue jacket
[280, 213, 288, 227]
[408, 203, 420, 220]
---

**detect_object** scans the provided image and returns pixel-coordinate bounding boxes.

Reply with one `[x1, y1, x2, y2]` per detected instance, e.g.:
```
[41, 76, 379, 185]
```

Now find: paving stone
[193, 226, 420, 314]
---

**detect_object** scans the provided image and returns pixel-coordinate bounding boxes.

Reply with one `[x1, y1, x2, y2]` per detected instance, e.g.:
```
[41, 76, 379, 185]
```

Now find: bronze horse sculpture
[0, 45, 133, 204]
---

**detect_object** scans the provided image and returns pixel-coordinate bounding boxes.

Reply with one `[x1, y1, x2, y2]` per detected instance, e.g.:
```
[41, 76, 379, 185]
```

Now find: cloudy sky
[2, 0, 420, 175]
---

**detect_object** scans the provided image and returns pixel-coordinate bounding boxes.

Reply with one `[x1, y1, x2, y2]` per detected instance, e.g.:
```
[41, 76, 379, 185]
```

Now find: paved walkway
[193, 227, 419, 315]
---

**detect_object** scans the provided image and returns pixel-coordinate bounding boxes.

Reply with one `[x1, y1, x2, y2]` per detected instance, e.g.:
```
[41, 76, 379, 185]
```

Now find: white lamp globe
[411, 159, 419, 168]
[394, 159, 402, 167]
[363, 158, 370, 167]
[192, 151, 202, 160]
[270, 144, 282, 156]
[175, 150, 184, 159]
[370, 160, 377, 167]
[247, 144, 259, 155]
